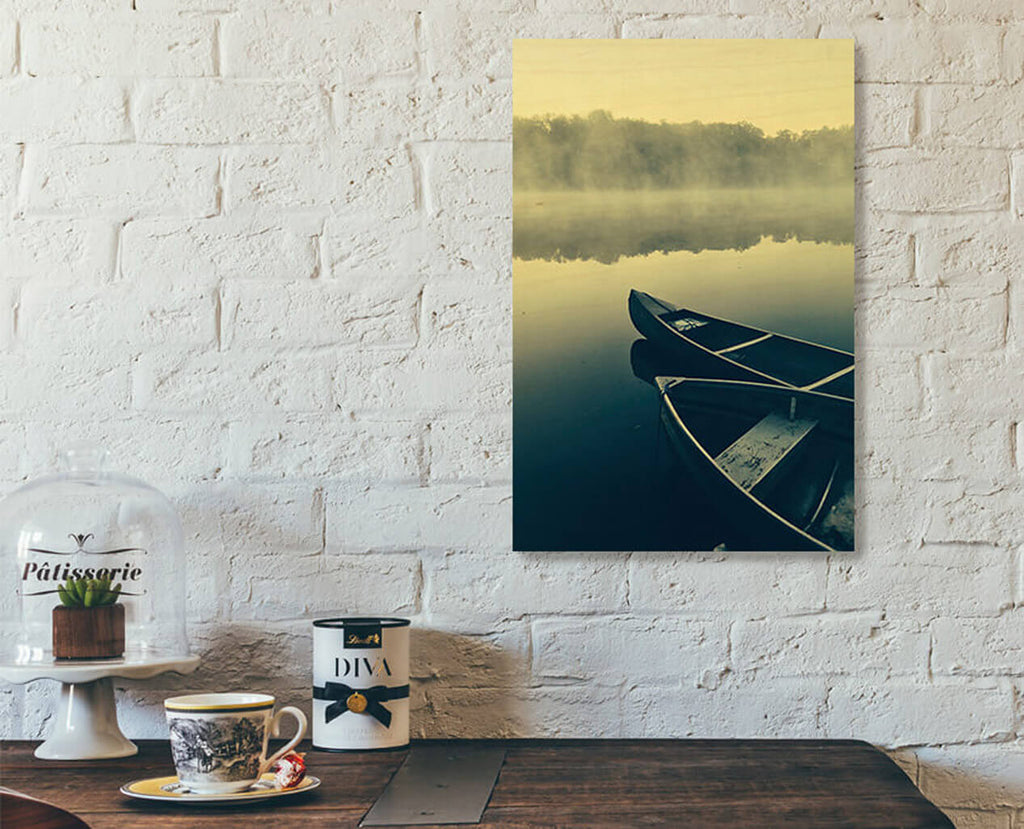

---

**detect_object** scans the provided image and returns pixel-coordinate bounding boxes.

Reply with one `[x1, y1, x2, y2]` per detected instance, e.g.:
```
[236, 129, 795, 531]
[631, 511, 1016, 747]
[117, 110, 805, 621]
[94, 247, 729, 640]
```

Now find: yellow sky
[514, 39, 853, 135]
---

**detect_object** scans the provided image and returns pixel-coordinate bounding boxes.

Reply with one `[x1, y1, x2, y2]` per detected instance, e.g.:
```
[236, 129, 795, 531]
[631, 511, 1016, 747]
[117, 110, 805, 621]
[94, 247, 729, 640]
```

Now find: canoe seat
[715, 411, 819, 491]
[669, 316, 708, 332]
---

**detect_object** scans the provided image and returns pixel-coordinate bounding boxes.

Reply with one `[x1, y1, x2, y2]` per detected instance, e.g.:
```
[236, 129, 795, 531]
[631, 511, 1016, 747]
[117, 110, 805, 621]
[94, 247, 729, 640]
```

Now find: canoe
[628, 290, 855, 400]
[656, 376, 854, 552]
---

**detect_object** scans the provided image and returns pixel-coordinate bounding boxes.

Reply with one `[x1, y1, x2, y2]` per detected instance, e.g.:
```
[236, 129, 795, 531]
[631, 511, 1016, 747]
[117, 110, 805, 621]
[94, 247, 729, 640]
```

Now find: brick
[919, 746, 1024, 810]
[222, 280, 420, 349]
[133, 350, 332, 414]
[24, 145, 218, 219]
[623, 679, 828, 739]
[820, 19, 1003, 83]
[176, 482, 323, 560]
[916, 218, 1024, 286]
[17, 281, 218, 352]
[136, 0, 329, 10]
[931, 616, 1024, 676]
[338, 81, 512, 145]
[862, 420, 1012, 486]
[422, 280, 510, 358]
[732, 614, 929, 679]
[928, 85, 1024, 148]
[863, 149, 1008, 213]
[23, 15, 214, 77]
[225, 145, 415, 217]
[425, 11, 617, 81]
[924, 481, 1024, 545]
[325, 484, 512, 555]
[628, 551, 827, 615]
[222, 13, 415, 80]
[940, 811, 1011, 829]
[410, 623, 528, 687]
[120, 217, 320, 284]
[136, 80, 328, 144]
[22, 417, 225, 492]
[0, 78, 126, 143]
[855, 211, 914, 287]
[1013, 153, 1024, 218]
[0, 352, 130, 416]
[0, 145, 20, 218]
[230, 551, 420, 620]
[919, 0, 1024, 21]
[827, 542, 1013, 617]
[0, 220, 116, 283]
[861, 347, 925, 423]
[0, 17, 14, 77]
[824, 679, 1012, 745]
[426, 414, 511, 484]
[858, 83, 916, 150]
[622, 14, 817, 39]
[418, 141, 511, 220]
[333, 348, 511, 415]
[421, 207, 511, 273]
[858, 279, 1007, 351]
[424, 549, 627, 630]
[533, 617, 728, 686]
[418, 685, 620, 739]
[730, 0, 915, 15]
[1004, 25, 1024, 83]
[925, 353, 1024, 421]
[323, 212, 423, 280]
[230, 417, 422, 482]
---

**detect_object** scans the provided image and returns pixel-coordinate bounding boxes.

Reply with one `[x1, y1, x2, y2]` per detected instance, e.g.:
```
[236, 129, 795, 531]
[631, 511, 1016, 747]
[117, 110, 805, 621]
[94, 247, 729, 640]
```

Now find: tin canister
[312, 617, 410, 751]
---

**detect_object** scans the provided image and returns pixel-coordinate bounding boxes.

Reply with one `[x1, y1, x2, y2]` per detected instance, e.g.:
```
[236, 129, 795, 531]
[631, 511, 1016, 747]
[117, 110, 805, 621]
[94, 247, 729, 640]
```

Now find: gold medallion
[346, 692, 368, 713]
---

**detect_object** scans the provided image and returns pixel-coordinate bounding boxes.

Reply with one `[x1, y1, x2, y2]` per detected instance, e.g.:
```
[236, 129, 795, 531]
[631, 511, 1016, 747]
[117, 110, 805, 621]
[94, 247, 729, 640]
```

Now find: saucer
[121, 773, 320, 803]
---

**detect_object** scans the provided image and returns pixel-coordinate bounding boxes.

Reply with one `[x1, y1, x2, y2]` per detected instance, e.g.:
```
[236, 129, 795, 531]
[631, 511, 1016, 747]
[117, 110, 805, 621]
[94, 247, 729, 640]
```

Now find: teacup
[165, 693, 307, 794]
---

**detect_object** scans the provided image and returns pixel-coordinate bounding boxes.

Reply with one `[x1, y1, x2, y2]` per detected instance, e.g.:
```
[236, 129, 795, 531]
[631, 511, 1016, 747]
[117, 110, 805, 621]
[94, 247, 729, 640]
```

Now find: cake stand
[0, 654, 200, 760]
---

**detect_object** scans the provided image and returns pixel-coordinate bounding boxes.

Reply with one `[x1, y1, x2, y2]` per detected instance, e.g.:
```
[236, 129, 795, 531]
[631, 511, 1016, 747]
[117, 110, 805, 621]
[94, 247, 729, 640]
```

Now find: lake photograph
[512, 39, 855, 552]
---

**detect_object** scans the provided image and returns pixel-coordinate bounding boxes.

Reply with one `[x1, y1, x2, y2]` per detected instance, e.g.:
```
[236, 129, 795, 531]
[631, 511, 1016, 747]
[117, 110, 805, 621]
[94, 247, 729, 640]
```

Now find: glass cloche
[0, 443, 190, 666]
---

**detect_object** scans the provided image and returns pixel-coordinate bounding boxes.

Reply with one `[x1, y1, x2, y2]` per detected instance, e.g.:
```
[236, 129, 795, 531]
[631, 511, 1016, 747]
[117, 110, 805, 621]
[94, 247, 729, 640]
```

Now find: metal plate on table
[360, 744, 506, 826]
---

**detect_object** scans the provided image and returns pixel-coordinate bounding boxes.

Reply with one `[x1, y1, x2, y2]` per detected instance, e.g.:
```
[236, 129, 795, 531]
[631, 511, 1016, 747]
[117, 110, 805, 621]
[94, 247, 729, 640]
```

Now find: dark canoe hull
[628, 289, 855, 399]
[658, 377, 854, 552]
[628, 290, 771, 384]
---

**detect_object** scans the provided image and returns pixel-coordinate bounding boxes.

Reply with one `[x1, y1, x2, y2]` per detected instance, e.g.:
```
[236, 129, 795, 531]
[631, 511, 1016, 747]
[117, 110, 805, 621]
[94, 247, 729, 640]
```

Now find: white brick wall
[0, 2, 1022, 826]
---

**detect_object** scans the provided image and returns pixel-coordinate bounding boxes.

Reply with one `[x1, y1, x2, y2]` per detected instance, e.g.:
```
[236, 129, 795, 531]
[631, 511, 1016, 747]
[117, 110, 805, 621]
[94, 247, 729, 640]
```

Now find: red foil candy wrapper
[272, 752, 306, 789]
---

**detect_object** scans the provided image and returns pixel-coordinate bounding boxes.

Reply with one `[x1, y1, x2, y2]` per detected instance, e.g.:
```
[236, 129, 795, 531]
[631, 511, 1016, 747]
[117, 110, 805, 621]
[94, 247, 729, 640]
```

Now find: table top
[1, 739, 952, 828]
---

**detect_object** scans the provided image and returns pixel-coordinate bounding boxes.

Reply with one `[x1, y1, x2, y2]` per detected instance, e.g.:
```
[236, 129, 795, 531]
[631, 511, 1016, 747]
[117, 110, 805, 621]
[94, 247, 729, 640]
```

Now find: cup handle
[258, 706, 308, 777]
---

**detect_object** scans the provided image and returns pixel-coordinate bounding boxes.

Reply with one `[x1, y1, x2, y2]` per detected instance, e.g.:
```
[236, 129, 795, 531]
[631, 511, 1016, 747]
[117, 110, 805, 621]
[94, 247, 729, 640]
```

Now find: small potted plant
[52, 576, 125, 660]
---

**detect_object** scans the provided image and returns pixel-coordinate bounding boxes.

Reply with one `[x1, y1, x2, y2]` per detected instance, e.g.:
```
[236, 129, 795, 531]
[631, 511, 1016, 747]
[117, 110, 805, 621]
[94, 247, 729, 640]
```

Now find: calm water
[513, 187, 853, 551]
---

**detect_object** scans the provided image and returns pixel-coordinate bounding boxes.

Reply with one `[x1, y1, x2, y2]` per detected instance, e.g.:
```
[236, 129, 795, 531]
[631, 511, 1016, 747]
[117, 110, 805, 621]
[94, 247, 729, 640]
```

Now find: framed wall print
[513, 39, 854, 552]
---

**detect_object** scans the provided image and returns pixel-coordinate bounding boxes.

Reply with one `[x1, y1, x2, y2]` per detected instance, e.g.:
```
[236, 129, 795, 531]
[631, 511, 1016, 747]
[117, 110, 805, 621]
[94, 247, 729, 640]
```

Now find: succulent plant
[56, 575, 122, 608]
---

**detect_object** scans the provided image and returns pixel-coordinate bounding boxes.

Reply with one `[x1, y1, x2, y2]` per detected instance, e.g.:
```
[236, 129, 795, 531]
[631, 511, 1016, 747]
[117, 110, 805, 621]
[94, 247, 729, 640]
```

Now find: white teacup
[165, 693, 307, 794]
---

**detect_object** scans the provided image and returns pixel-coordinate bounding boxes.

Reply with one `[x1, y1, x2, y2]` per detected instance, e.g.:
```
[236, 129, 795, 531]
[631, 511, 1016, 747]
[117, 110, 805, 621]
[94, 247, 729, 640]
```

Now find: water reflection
[514, 186, 852, 264]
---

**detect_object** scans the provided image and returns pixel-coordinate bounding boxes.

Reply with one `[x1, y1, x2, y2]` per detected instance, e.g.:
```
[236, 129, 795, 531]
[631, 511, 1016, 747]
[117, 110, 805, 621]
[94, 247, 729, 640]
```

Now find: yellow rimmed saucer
[121, 773, 320, 804]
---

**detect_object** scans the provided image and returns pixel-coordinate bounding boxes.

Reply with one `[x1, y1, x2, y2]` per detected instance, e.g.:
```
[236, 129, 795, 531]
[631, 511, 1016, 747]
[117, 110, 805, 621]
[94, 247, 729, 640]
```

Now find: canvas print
[513, 39, 854, 552]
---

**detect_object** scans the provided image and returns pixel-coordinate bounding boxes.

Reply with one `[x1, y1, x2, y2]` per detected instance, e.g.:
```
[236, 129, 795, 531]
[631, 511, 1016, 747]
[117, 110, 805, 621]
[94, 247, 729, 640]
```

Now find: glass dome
[0, 443, 189, 666]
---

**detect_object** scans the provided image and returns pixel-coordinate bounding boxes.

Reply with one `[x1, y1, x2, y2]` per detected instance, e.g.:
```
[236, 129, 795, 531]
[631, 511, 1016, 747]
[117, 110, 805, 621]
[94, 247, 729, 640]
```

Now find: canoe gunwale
[656, 376, 850, 552]
[629, 289, 854, 398]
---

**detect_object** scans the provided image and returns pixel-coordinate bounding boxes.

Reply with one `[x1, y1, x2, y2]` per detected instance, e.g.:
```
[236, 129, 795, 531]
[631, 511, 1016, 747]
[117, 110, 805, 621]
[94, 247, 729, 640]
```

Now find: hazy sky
[514, 39, 853, 135]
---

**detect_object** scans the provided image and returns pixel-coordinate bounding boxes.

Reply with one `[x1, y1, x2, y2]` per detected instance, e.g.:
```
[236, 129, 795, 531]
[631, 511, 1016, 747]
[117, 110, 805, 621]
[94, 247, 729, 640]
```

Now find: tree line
[513, 111, 853, 190]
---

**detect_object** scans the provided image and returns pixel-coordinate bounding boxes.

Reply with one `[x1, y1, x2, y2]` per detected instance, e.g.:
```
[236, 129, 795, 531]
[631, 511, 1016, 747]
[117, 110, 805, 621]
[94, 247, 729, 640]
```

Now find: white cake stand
[0, 655, 200, 760]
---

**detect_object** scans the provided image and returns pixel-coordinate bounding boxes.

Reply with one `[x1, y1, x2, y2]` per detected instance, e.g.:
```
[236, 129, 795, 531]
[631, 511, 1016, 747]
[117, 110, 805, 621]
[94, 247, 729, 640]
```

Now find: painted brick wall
[1, 1, 1022, 825]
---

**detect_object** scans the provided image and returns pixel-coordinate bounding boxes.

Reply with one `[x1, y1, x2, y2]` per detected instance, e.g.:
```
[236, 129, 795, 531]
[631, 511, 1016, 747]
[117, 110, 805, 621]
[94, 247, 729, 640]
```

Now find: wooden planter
[52, 604, 125, 660]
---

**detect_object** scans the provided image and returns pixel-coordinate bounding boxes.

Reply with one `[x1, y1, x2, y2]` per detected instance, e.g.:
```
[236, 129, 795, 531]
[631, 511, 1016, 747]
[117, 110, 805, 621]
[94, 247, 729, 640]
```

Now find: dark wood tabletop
[1, 739, 952, 828]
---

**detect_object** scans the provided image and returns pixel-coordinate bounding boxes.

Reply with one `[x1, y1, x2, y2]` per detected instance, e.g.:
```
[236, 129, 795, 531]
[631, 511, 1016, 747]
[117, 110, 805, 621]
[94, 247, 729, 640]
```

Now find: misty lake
[513, 186, 853, 551]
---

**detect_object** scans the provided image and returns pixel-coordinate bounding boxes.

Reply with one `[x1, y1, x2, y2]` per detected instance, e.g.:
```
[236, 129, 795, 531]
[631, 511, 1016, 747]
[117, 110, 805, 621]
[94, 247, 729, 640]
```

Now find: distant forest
[514, 111, 854, 190]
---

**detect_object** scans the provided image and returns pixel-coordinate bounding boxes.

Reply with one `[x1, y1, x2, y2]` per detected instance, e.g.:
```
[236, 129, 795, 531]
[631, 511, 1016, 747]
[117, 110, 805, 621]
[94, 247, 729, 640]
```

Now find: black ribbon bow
[313, 681, 410, 728]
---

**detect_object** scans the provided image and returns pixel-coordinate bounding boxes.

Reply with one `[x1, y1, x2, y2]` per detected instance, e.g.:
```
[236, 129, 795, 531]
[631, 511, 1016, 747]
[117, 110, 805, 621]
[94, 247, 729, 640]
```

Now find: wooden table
[1, 739, 952, 828]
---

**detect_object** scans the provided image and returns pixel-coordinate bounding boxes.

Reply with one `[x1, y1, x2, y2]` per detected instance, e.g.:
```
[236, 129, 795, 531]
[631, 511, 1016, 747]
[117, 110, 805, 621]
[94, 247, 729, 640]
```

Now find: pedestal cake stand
[0, 655, 199, 759]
